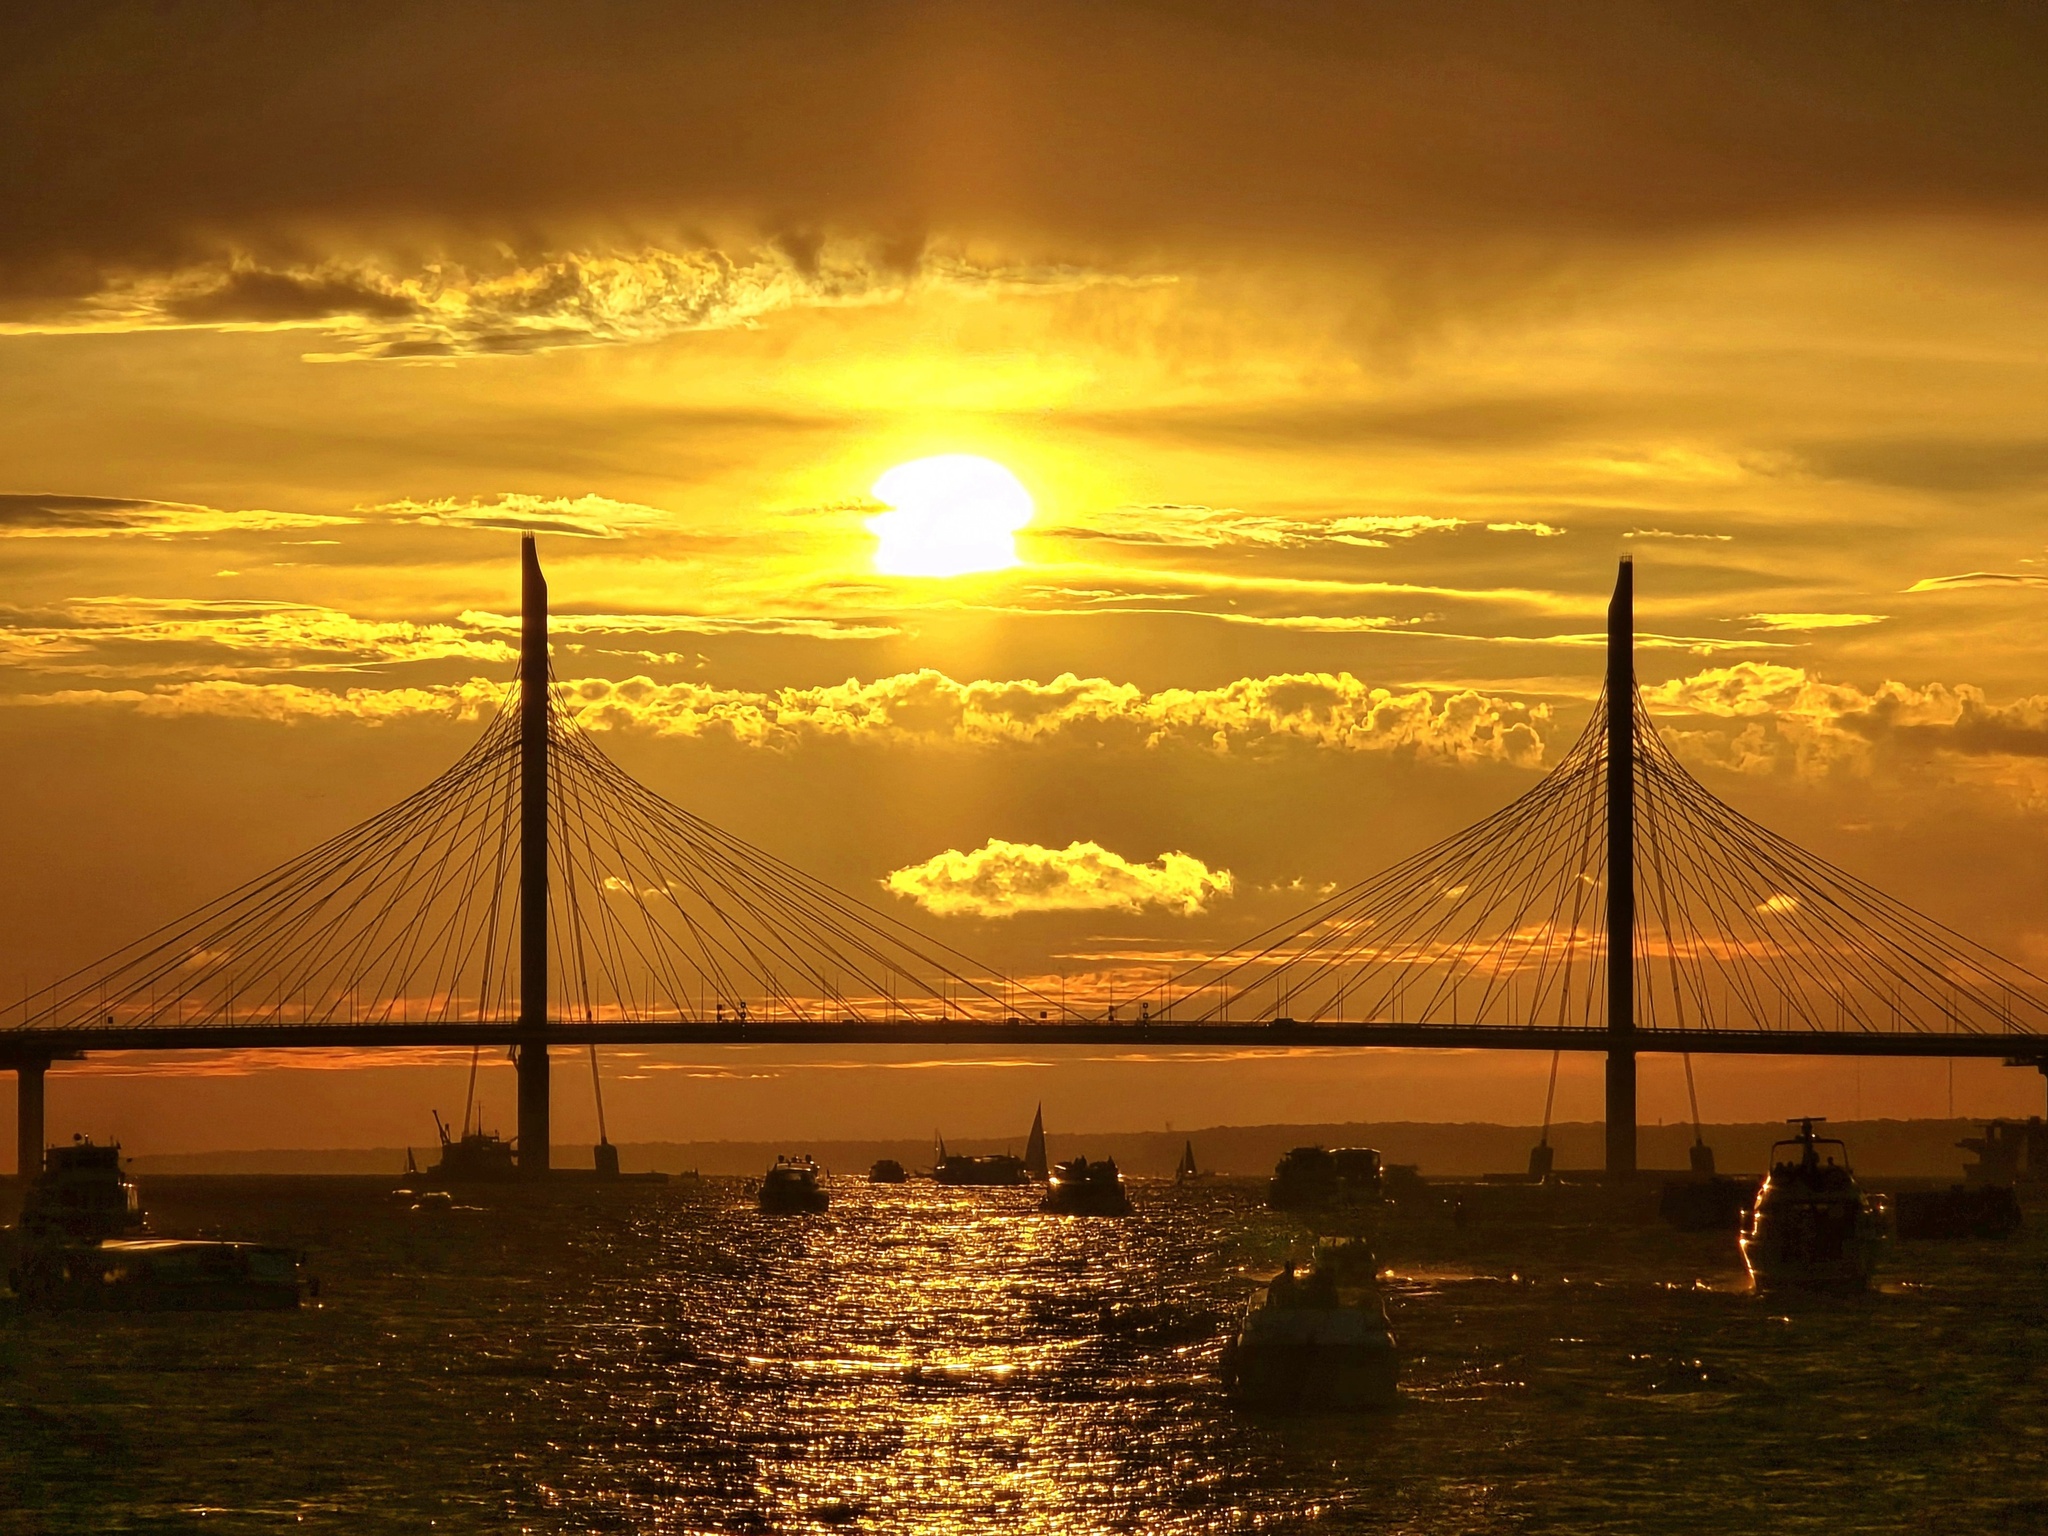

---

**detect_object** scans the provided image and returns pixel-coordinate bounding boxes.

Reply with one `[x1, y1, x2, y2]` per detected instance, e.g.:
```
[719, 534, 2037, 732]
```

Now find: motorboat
[1043, 1155, 1131, 1215]
[13, 1238, 304, 1311]
[406, 1111, 519, 1187]
[1893, 1184, 2021, 1240]
[1266, 1146, 1382, 1211]
[1740, 1118, 1890, 1293]
[931, 1131, 1029, 1186]
[1658, 1175, 1761, 1233]
[14, 1135, 145, 1244]
[758, 1155, 829, 1214]
[6, 1137, 306, 1310]
[933, 1151, 1029, 1185]
[1223, 1236, 1398, 1411]
[868, 1158, 908, 1184]
[1958, 1118, 2048, 1187]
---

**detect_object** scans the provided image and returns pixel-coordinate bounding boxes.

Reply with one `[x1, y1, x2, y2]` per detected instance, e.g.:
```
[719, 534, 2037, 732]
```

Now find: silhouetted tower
[12, 1055, 47, 1181]
[517, 535, 551, 1175]
[1605, 557, 1637, 1178]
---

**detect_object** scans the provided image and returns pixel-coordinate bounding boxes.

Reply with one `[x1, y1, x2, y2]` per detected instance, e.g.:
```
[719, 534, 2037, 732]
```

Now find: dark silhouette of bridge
[6, 542, 2045, 1179]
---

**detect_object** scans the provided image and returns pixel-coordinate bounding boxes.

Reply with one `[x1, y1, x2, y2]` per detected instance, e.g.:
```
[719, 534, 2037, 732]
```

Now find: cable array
[3, 673, 1044, 1035]
[8, 662, 2043, 1045]
[1142, 688, 2048, 1039]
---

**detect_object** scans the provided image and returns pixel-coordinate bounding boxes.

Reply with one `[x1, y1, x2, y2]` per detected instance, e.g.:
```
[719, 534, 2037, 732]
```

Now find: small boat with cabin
[1740, 1118, 1890, 1293]
[1223, 1236, 1398, 1411]
[1267, 1146, 1383, 1211]
[14, 1135, 145, 1245]
[6, 1137, 305, 1311]
[1958, 1118, 2048, 1188]
[1044, 1155, 1131, 1215]
[931, 1132, 1030, 1186]
[406, 1110, 520, 1187]
[868, 1158, 908, 1184]
[759, 1154, 830, 1214]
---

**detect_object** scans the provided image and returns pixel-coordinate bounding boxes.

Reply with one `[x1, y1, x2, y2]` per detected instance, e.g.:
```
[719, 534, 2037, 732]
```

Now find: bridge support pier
[1604, 1049, 1636, 1179]
[516, 1041, 549, 1175]
[15, 1057, 47, 1181]
[517, 533, 552, 1177]
[1605, 556, 1638, 1180]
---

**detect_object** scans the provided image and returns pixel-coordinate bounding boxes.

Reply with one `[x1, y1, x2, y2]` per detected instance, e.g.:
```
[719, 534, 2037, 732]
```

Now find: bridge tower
[516, 534, 550, 1176]
[1605, 557, 1637, 1178]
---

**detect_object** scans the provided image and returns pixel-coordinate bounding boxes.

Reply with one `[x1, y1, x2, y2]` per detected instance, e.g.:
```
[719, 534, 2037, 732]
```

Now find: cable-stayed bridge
[6, 543, 2045, 1178]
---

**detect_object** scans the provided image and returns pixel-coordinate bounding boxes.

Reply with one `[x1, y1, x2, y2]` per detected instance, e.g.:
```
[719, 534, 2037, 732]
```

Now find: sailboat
[1174, 1139, 1203, 1185]
[1024, 1105, 1049, 1182]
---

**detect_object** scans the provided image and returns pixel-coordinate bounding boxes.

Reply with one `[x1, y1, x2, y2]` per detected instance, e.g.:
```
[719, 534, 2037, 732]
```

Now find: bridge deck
[2, 1020, 2042, 1060]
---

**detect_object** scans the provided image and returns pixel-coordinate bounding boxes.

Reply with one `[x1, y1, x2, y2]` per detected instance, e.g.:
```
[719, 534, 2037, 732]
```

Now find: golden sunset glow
[866, 454, 1035, 577]
[6, 5, 2048, 1157]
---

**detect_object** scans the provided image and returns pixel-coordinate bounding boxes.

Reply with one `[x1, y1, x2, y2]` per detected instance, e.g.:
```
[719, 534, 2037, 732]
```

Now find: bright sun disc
[866, 454, 1033, 577]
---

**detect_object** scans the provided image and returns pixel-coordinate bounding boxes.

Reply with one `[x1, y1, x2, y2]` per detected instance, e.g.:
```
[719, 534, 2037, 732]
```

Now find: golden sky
[6, 3, 2048, 1152]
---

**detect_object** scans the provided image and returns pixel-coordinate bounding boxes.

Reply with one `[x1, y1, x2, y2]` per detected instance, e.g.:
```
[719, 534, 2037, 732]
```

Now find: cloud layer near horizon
[4, 668, 1552, 764]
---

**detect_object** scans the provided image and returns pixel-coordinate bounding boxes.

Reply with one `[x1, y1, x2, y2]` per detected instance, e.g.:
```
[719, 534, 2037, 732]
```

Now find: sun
[865, 454, 1034, 577]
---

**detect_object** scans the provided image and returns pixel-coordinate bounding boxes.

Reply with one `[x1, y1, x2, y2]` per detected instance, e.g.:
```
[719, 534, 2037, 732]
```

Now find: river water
[1, 1174, 2045, 1533]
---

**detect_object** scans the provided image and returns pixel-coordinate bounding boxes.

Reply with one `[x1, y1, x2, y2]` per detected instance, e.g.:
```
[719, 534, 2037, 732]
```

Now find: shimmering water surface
[3, 1175, 2046, 1533]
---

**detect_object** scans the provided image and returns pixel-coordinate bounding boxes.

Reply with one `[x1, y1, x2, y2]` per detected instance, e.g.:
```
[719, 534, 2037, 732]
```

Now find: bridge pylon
[516, 534, 550, 1176]
[1604, 557, 1637, 1179]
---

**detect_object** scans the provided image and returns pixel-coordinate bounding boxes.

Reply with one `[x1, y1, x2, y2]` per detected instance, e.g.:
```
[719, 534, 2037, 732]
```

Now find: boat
[6, 1138, 305, 1311]
[1043, 1155, 1131, 1215]
[1958, 1118, 2048, 1187]
[1266, 1145, 1383, 1211]
[14, 1135, 145, 1244]
[1739, 1118, 1891, 1293]
[13, 1238, 305, 1311]
[1893, 1184, 2022, 1240]
[758, 1155, 829, 1214]
[406, 1110, 519, 1187]
[1174, 1139, 1206, 1185]
[1023, 1105, 1049, 1182]
[931, 1132, 1030, 1186]
[868, 1158, 908, 1184]
[1223, 1236, 1398, 1411]
[1658, 1174, 1761, 1233]
[934, 1151, 1029, 1185]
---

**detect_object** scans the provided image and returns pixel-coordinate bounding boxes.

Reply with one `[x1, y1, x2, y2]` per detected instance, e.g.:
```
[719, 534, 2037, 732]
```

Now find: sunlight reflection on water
[2, 1175, 2046, 1532]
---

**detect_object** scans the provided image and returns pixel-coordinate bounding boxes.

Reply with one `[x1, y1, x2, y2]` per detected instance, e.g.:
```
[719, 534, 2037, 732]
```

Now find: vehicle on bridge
[6, 1137, 305, 1311]
[1223, 1236, 1398, 1412]
[1740, 1118, 1891, 1293]
[758, 1155, 829, 1214]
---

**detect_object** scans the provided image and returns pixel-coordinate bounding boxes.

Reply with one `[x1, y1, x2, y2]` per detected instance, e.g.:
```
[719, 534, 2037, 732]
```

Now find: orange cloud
[885, 839, 1233, 918]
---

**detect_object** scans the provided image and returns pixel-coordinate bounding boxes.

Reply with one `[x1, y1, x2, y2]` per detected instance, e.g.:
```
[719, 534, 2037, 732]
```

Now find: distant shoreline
[118, 1116, 2025, 1180]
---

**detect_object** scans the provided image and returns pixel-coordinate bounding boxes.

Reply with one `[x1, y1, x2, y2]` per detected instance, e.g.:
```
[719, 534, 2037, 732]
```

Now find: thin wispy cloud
[0, 493, 351, 539]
